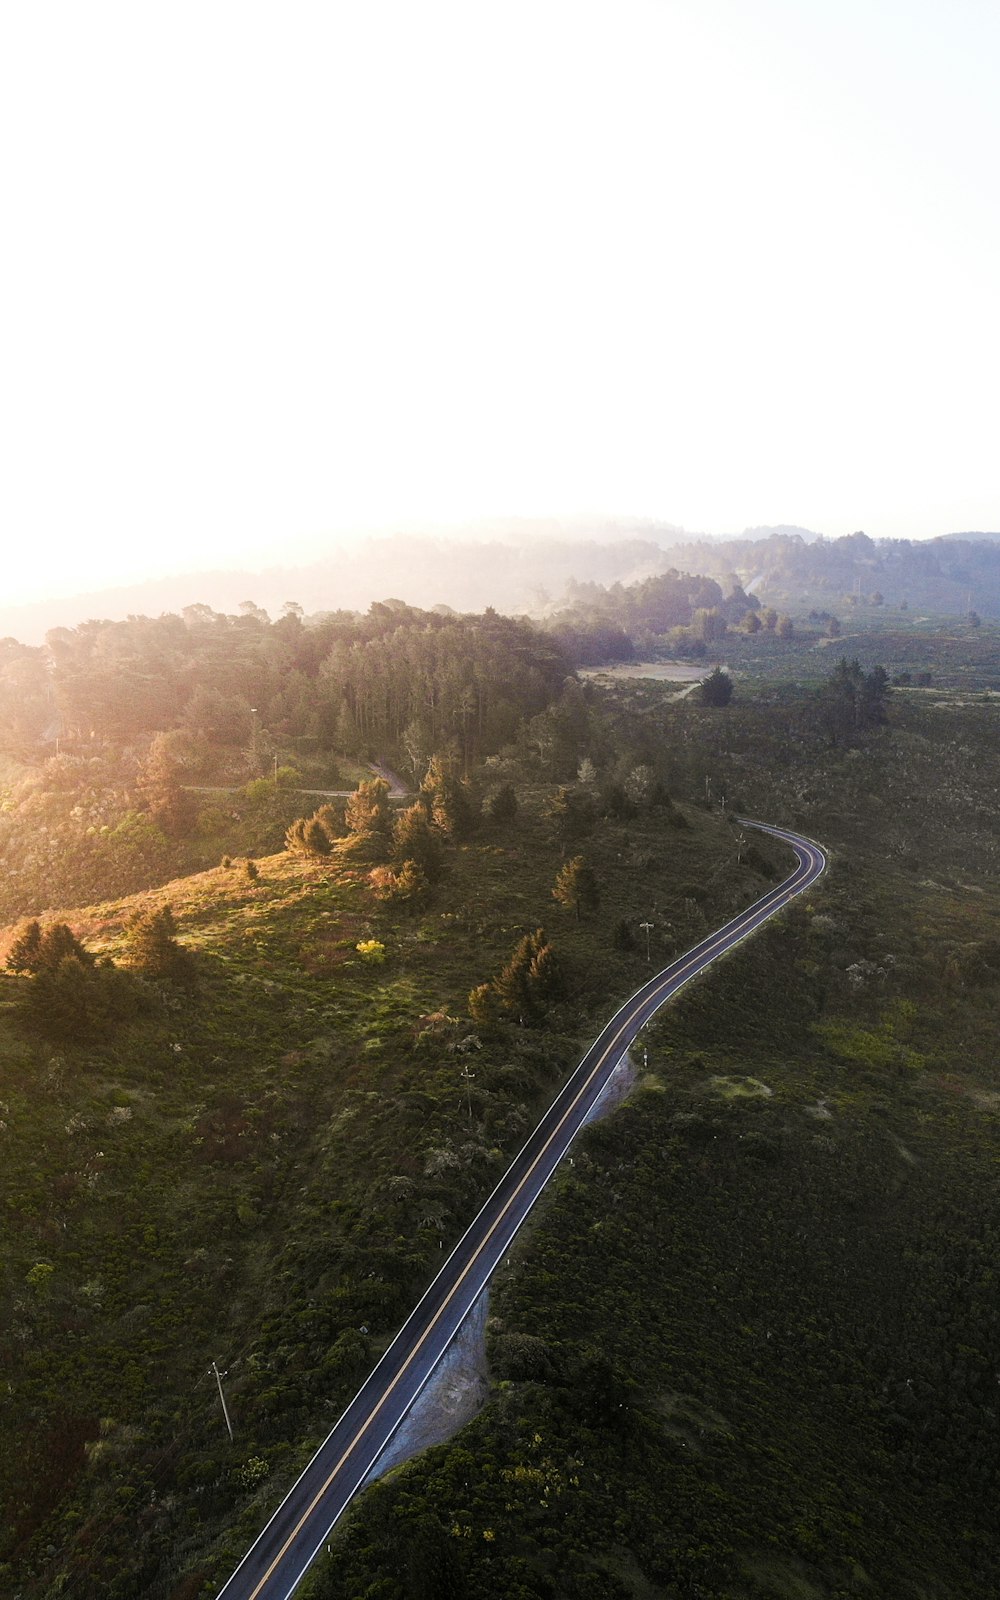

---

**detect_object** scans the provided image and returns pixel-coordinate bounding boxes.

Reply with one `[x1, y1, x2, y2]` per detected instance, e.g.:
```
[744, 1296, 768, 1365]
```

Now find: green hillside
[5, 644, 1000, 1600]
[307, 685, 1000, 1600]
[0, 770, 781, 1599]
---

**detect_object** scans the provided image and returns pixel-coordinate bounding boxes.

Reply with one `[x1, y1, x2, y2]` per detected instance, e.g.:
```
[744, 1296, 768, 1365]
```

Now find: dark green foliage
[469, 928, 562, 1024]
[817, 656, 891, 745]
[611, 917, 636, 951]
[700, 665, 734, 706]
[7, 920, 93, 975]
[545, 568, 727, 663]
[13, 649, 1000, 1600]
[124, 904, 195, 983]
[393, 802, 444, 880]
[6, 921, 138, 1042]
[547, 785, 596, 845]
[23, 954, 141, 1041]
[485, 782, 518, 824]
[599, 781, 637, 821]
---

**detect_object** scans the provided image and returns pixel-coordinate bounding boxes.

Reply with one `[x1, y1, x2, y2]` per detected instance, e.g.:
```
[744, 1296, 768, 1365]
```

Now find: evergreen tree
[369, 858, 429, 907]
[420, 752, 476, 839]
[485, 782, 518, 824]
[304, 817, 332, 855]
[139, 732, 198, 838]
[25, 953, 140, 1041]
[9, 922, 95, 975]
[818, 657, 891, 746]
[467, 981, 501, 1025]
[314, 801, 347, 839]
[6, 919, 43, 974]
[553, 856, 600, 920]
[477, 927, 562, 1023]
[700, 666, 734, 707]
[393, 802, 443, 880]
[124, 904, 195, 982]
[344, 778, 393, 859]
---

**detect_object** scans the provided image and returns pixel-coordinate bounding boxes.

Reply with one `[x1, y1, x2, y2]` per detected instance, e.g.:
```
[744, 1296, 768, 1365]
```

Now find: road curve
[217, 820, 826, 1600]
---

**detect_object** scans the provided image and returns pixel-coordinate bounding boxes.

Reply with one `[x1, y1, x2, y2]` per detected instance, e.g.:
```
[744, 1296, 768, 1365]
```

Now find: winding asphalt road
[217, 819, 826, 1600]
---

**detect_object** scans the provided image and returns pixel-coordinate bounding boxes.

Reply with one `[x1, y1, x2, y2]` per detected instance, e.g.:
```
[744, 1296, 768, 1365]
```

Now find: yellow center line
[242, 839, 820, 1599]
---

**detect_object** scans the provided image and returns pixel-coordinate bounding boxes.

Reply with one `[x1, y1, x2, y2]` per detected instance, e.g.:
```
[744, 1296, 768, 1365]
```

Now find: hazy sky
[3, 0, 999, 602]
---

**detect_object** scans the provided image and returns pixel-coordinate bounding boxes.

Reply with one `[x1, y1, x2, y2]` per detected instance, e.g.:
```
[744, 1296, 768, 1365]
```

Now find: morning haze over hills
[8, 0, 1000, 1594]
[6, 523, 1000, 1599]
[6, 521, 1000, 643]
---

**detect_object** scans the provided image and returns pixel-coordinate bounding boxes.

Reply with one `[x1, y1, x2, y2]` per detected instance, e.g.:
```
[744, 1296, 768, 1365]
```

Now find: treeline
[545, 569, 770, 661]
[659, 528, 1000, 617]
[0, 600, 570, 767]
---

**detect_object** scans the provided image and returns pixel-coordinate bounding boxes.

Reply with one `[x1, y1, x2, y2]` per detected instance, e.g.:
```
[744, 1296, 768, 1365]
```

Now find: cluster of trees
[654, 528, 1000, 618]
[0, 601, 572, 770]
[5, 905, 192, 1039]
[546, 569, 763, 662]
[286, 756, 488, 910]
[285, 802, 347, 856]
[817, 657, 891, 746]
[468, 929, 562, 1024]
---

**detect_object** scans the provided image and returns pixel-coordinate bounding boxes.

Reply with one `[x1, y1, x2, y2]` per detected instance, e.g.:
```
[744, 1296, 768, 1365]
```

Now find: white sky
[2, 0, 999, 602]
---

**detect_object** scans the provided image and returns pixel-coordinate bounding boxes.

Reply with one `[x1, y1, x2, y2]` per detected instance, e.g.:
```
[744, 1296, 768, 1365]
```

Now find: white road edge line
[218, 818, 827, 1600]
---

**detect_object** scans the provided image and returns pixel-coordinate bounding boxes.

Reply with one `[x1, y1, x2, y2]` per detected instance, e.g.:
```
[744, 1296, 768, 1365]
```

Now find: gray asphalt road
[216, 819, 826, 1600]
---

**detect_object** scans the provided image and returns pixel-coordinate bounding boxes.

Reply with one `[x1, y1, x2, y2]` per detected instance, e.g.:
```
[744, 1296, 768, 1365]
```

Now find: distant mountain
[938, 531, 1000, 543]
[8, 519, 1000, 645]
[0, 530, 678, 645]
[653, 530, 1000, 617]
[738, 524, 823, 543]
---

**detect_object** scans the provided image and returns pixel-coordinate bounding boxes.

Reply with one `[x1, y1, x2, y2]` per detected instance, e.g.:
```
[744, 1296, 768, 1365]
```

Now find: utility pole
[639, 921, 654, 963]
[460, 1062, 476, 1123]
[211, 1360, 234, 1442]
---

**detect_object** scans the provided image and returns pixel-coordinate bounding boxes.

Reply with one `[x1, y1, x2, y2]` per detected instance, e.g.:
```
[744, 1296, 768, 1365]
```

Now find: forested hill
[545, 570, 756, 662]
[0, 601, 569, 762]
[656, 529, 1000, 616]
[0, 601, 581, 923]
